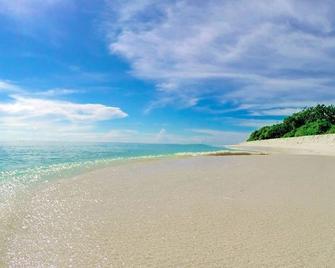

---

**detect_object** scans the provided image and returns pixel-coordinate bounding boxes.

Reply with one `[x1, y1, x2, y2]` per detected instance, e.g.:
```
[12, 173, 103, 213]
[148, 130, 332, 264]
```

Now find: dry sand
[234, 134, 335, 156]
[2, 150, 335, 267]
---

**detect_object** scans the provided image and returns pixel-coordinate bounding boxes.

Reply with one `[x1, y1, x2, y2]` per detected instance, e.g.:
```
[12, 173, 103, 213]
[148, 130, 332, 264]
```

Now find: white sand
[2, 152, 335, 267]
[234, 134, 335, 156]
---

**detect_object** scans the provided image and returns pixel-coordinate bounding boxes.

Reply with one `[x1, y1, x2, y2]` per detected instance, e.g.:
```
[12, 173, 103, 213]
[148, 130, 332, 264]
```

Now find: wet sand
[2, 153, 335, 267]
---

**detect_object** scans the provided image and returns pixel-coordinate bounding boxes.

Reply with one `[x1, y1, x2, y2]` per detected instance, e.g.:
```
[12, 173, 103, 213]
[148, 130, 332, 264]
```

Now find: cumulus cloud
[107, 0, 335, 115]
[0, 95, 127, 122]
[0, 80, 128, 141]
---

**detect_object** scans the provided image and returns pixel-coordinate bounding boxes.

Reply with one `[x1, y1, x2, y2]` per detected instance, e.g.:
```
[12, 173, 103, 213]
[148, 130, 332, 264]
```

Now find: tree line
[248, 104, 335, 141]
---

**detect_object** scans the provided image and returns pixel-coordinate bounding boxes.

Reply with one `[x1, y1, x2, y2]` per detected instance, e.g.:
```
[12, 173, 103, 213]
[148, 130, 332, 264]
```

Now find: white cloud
[36, 88, 82, 97]
[107, 0, 335, 114]
[0, 95, 127, 122]
[0, 80, 22, 93]
[0, 80, 129, 141]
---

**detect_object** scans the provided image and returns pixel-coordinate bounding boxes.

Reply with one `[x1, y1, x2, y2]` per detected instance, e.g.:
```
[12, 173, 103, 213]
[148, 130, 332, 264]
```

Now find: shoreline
[2, 136, 335, 266]
[0, 149, 263, 262]
[2, 148, 335, 266]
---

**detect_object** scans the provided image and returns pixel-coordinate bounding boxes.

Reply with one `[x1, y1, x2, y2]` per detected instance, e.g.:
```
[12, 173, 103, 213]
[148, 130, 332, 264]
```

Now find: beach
[235, 134, 335, 156]
[2, 137, 335, 267]
[1, 0, 334, 266]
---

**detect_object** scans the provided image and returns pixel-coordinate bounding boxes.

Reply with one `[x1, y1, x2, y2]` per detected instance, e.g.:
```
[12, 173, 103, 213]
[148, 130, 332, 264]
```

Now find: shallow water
[0, 142, 227, 205]
[0, 142, 226, 264]
[1, 142, 224, 171]
[0, 142, 224, 210]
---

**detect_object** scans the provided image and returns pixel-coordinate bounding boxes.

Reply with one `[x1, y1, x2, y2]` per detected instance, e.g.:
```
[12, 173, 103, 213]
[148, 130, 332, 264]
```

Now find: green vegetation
[248, 105, 335, 141]
[328, 124, 335, 134]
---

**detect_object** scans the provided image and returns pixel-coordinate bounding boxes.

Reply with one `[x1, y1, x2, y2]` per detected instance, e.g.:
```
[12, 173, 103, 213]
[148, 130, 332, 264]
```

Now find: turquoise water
[0, 142, 227, 247]
[0, 142, 225, 193]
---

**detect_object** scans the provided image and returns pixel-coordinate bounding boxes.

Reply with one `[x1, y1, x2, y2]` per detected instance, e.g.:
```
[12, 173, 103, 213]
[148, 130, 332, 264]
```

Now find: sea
[0, 142, 226, 203]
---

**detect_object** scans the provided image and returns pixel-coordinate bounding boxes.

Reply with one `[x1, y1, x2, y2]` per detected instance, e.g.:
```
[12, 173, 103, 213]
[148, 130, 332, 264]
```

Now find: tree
[247, 105, 335, 141]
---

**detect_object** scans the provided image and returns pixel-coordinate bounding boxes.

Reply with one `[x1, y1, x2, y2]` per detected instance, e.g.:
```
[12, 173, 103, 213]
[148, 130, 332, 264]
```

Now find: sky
[0, 0, 334, 144]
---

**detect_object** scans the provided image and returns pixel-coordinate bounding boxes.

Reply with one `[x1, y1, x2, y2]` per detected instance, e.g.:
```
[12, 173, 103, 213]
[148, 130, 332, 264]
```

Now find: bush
[283, 129, 296, 138]
[294, 120, 331, 137]
[247, 104, 335, 141]
[327, 125, 335, 134]
[265, 123, 291, 139]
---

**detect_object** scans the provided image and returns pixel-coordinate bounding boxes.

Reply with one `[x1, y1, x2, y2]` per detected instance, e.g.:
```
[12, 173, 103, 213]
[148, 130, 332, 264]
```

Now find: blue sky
[0, 0, 334, 144]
